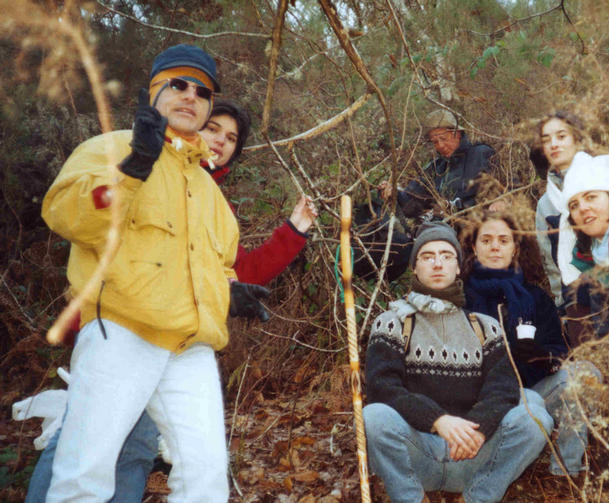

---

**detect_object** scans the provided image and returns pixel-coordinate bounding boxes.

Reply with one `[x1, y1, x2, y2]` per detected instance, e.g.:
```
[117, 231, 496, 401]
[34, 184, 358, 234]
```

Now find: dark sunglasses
[152, 77, 213, 100]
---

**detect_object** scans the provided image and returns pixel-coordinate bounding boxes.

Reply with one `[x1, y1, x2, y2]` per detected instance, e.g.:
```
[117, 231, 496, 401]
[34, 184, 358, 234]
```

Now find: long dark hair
[460, 210, 547, 285]
[208, 98, 251, 165]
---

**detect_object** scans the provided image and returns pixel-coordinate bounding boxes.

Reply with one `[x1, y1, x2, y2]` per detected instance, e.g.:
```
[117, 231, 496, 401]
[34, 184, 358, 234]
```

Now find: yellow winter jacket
[42, 129, 239, 352]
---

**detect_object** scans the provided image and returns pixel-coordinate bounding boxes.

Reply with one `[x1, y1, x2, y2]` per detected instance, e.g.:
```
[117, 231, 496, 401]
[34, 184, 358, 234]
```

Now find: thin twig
[464, 1, 563, 38]
[1, 276, 35, 326]
[444, 182, 536, 224]
[257, 328, 346, 353]
[95, 0, 268, 40]
[229, 354, 251, 450]
[228, 355, 251, 498]
[498, 306, 583, 495]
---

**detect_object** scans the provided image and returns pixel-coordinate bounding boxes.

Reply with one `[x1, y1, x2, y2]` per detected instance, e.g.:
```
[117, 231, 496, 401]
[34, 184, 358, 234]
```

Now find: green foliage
[0, 448, 35, 490]
[253, 199, 274, 214]
[537, 47, 556, 68]
[471, 45, 501, 77]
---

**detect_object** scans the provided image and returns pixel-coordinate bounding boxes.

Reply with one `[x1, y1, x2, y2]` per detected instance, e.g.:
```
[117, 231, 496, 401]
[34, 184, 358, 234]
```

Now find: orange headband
[149, 67, 215, 105]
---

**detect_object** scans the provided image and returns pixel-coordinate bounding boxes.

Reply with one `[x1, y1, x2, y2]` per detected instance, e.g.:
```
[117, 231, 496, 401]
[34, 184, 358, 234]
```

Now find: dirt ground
[4, 369, 607, 503]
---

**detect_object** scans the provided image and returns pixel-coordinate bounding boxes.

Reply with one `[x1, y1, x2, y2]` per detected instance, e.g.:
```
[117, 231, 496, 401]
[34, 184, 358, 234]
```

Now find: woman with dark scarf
[461, 211, 600, 477]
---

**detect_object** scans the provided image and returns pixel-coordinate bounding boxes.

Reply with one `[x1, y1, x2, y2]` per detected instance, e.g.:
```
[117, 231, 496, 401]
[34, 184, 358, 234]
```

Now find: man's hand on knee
[433, 415, 485, 461]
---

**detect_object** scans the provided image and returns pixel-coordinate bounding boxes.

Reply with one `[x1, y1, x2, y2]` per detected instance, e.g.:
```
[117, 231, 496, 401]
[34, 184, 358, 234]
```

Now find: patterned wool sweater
[365, 292, 519, 438]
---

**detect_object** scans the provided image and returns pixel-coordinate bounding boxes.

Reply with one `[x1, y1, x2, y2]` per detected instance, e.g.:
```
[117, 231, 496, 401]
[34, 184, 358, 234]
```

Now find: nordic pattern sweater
[365, 296, 519, 438]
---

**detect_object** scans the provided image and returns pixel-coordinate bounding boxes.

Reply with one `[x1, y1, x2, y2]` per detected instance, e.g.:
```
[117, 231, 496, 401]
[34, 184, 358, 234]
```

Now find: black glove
[229, 281, 271, 322]
[512, 339, 551, 368]
[119, 88, 168, 181]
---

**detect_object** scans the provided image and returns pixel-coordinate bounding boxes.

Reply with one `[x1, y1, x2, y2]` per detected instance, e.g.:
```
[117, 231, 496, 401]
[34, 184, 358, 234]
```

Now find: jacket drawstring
[96, 281, 108, 339]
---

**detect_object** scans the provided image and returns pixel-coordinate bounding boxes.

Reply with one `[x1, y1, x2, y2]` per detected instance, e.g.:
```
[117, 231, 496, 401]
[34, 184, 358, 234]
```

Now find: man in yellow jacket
[42, 44, 268, 503]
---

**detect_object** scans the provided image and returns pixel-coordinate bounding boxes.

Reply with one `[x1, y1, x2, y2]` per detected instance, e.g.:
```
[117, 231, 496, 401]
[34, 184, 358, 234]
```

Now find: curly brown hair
[460, 210, 547, 286]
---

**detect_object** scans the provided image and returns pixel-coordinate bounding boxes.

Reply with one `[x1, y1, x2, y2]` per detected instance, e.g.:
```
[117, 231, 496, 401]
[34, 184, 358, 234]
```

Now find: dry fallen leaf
[293, 470, 319, 482]
[297, 494, 316, 503]
[238, 466, 265, 485]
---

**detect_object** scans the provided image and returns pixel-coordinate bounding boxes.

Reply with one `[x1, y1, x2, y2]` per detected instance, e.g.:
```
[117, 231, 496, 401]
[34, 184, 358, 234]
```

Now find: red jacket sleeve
[234, 220, 307, 286]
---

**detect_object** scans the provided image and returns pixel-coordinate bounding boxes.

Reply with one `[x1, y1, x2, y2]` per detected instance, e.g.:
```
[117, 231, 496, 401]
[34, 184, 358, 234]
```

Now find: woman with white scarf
[558, 152, 609, 342]
[533, 112, 588, 307]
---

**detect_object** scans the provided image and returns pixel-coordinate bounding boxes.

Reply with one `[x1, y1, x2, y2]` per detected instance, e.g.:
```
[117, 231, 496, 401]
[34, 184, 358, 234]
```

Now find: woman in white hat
[558, 152, 609, 341]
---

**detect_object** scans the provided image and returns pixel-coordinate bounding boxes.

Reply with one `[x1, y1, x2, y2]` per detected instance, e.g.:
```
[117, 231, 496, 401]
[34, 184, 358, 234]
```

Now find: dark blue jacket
[397, 134, 494, 217]
[465, 281, 567, 387]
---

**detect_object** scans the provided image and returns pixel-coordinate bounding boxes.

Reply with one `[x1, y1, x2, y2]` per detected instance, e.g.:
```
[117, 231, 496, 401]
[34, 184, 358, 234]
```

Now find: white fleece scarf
[389, 291, 459, 322]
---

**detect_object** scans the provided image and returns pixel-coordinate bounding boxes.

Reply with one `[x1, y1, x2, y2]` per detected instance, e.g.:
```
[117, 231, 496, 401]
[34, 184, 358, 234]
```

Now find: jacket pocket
[105, 198, 181, 309]
[128, 199, 177, 236]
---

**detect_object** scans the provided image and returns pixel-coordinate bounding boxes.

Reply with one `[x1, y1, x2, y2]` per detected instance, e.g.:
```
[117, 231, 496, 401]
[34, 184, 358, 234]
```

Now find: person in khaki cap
[380, 109, 495, 220]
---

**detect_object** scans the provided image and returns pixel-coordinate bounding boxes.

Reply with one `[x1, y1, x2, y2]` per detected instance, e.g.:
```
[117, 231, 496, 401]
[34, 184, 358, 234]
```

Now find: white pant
[47, 319, 228, 503]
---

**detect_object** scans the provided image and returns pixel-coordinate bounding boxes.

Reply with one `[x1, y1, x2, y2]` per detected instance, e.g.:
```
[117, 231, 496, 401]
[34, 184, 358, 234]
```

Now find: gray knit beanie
[410, 221, 462, 267]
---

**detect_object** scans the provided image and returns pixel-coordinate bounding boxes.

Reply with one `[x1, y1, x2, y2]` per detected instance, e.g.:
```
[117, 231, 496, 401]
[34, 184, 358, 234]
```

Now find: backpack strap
[402, 314, 414, 353]
[468, 312, 485, 346]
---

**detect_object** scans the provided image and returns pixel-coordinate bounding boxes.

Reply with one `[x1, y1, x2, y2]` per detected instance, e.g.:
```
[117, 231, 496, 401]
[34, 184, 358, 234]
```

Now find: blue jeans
[25, 411, 159, 503]
[364, 393, 553, 503]
[532, 361, 602, 475]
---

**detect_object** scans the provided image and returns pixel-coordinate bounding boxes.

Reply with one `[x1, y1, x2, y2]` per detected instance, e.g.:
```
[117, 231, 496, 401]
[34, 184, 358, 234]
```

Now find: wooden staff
[340, 195, 371, 503]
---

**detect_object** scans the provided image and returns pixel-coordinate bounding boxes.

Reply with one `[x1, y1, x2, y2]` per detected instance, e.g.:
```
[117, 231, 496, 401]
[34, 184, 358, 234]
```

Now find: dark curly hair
[207, 98, 251, 166]
[460, 210, 547, 286]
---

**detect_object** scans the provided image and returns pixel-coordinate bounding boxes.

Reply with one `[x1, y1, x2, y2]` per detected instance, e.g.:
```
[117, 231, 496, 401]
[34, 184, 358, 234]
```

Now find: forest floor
[2, 361, 608, 502]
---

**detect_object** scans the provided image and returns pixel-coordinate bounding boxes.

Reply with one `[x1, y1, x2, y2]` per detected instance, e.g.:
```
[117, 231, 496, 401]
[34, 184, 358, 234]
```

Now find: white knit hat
[557, 152, 609, 284]
[560, 152, 609, 211]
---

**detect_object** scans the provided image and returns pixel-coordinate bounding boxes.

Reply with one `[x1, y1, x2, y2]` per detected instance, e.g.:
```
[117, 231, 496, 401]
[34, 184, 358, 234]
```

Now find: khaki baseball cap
[423, 109, 459, 136]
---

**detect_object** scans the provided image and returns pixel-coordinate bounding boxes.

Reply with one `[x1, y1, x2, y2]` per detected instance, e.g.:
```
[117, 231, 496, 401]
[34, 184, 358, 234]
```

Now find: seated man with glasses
[380, 109, 495, 219]
[40, 44, 268, 503]
[363, 221, 552, 503]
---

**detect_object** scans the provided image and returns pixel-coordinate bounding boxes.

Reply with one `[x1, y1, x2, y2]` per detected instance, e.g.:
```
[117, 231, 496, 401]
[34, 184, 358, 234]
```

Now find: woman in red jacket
[201, 98, 317, 285]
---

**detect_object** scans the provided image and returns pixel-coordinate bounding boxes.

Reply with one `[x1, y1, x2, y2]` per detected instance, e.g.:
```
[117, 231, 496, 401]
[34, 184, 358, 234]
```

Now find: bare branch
[246, 92, 372, 151]
[464, 1, 563, 38]
[559, 0, 586, 55]
[94, 0, 269, 40]
[261, 0, 289, 135]
[318, 0, 400, 334]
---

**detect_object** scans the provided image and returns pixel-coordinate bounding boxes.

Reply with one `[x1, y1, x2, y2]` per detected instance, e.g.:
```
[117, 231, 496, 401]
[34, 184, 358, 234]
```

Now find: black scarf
[466, 261, 534, 329]
[411, 277, 466, 307]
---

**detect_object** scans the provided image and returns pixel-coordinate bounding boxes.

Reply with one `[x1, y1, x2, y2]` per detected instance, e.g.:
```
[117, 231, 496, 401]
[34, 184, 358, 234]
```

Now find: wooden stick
[339, 195, 371, 503]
